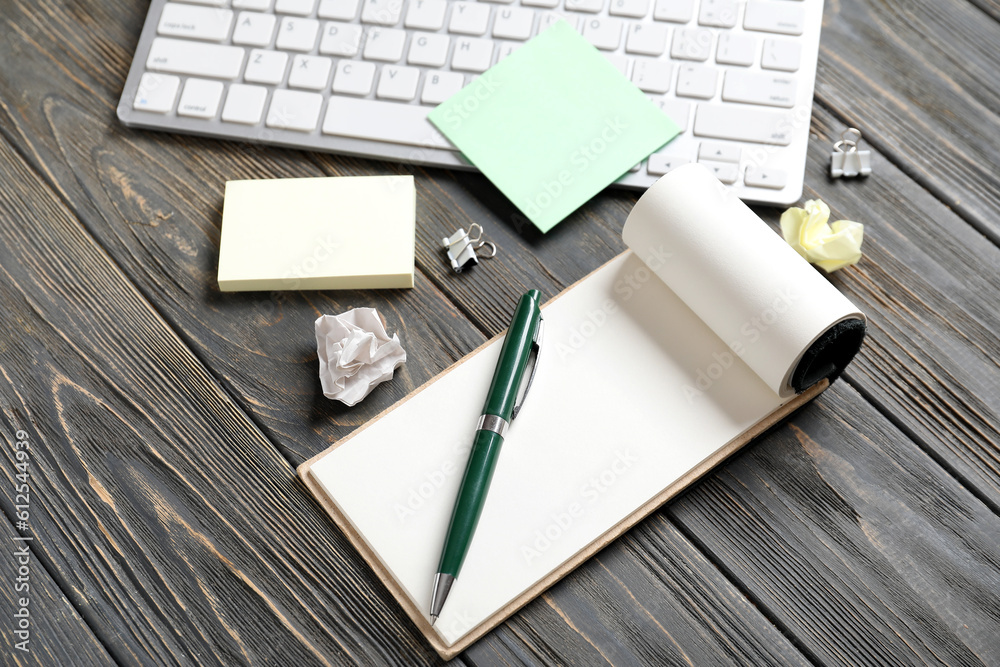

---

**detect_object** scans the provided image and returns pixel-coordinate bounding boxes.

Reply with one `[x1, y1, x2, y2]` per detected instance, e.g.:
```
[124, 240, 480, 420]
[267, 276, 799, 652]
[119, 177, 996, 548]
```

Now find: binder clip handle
[830, 127, 871, 178]
[442, 224, 498, 274]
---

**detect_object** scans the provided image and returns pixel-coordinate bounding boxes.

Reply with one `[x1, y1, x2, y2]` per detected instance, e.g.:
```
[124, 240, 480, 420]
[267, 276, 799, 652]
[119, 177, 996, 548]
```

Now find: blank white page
[308, 252, 787, 646]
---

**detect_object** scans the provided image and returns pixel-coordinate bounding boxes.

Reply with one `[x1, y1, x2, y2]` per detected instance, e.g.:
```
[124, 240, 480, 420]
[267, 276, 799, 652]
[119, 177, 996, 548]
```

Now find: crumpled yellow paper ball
[780, 199, 864, 272]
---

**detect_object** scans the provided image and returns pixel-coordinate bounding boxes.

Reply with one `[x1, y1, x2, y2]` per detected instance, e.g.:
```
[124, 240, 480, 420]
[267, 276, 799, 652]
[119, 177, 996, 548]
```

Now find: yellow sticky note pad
[218, 175, 415, 291]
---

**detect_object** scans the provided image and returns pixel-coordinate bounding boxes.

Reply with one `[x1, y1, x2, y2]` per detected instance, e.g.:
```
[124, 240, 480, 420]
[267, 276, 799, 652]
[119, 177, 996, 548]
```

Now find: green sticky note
[428, 21, 680, 233]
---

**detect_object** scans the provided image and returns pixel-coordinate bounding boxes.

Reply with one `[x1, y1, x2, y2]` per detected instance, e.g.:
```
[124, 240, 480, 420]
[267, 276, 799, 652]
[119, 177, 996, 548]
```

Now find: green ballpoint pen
[430, 289, 544, 625]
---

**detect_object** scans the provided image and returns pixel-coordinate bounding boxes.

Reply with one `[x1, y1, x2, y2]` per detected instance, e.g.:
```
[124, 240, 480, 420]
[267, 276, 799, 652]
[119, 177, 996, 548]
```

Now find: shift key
[694, 104, 793, 145]
[146, 38, 245, 79]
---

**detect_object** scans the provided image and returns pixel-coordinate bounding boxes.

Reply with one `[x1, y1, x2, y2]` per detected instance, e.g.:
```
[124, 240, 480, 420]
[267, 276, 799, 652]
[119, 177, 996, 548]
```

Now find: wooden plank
[668, 380, 1000, 666]
[793, 106, 1000, 507]
[0, 129, 465, 664]
[815, 0, 1000, 244]
[464, 515, 810, 667]
[0, 516, 114, 665]
[0, 0, 485, 466]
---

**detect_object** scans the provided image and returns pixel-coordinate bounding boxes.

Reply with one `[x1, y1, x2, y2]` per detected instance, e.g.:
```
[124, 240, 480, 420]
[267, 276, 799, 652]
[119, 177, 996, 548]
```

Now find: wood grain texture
[669, 380, 1000, 666]
[0, 517, 114, 666]
[815, 0, 1000, 244]
[465, 515, 811, 667]
[0, 0, 485, 466]
[786, 105, 1000, 508]
[1, 0, 999, 663]
[0, 130, 466, 664]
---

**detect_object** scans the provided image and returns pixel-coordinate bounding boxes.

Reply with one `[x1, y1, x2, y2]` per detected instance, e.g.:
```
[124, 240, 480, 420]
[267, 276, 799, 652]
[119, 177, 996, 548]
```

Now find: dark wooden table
[3, 0, 1000, 664]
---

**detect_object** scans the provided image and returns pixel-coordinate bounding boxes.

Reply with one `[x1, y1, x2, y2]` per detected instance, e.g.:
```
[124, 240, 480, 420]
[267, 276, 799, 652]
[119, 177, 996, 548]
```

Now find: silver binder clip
[442, 223, 497, 273]
[830, 128, 871, 178]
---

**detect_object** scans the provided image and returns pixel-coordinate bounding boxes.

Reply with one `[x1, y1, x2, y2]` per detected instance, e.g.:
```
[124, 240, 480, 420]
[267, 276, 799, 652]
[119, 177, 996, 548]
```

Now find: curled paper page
[780, 199, 864, 272]
[315, 308, 407, 406]
[623, 164, 866, 398]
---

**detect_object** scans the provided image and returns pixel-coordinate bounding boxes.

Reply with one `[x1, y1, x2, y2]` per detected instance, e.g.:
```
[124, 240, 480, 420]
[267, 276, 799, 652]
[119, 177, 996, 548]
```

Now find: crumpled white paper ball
[315, 308, 407, 406]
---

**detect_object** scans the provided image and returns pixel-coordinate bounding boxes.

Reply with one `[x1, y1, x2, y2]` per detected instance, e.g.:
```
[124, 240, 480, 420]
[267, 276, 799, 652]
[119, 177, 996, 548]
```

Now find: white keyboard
[118, 0, 824, 205]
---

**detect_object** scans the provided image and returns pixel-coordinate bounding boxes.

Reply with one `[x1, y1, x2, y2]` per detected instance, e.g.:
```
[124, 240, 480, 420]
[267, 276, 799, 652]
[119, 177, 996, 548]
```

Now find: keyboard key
[609, 0, 650, 18]
[762, 39, 801, 71]
[694, 104, 793, 145]
[421, 71, 465, 104]
[625, 23, 668, 55]
[288, 54, 334, 89]
[565, 0, 604, 13]
[723, 70, 796, 107]
[133, 73, 180, 112]
[275, 17, 320, 51]
[744, 1, 804, 35]
[408, 32, 450, 66]
[744, 165, 787, 189]
[158, 4, 234, 41]
[493, 7, 535, 40]
[583, 17, 623, 50]
[631, 59, 671, 93]
[699, 159, 738, 183]
[232, 12, 277, 47]
[698, 0, 737, 28]
[146, 38, 245, 79]
[319, 22, 363, 56]
[233, 0, 273, 9]
[318, 0, 360, 20]
[603, 52, 629, 76]
[266, 89, 324, 131]
[363, 27, 407, 61]
[647, 153, 690, 175]
[496, 42, 521, 60]
[651, 97, 690, 131]
[698, 141, 740, 162]
[676, 64, 718, 99]
[361, 0, 404, 25]
[182, 0, 229, 4]
[376, 65, 420, 100]
[451, 38, 494, 71]
[653, 0, 693, 23]
[405, 0, 448, 30]
[671, 28, 712, 61]
[522, 0, 559, 7]
[322, 97, 455, 149]
[275, 0, 317, 15]
[333, 59, 376, 94]
[177, 78, 224, 118]
[244, 49, 288, 84]
[222, 84, 268, 124]
[537, 12, 579, 32]
[716, 32, 755, 66]
[449, 3, 491, 35]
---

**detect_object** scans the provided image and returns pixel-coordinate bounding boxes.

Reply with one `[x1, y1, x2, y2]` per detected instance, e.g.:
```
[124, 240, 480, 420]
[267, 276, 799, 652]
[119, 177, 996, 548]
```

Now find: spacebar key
[694, 104, 794, 145]
[322, 98, 457, 151]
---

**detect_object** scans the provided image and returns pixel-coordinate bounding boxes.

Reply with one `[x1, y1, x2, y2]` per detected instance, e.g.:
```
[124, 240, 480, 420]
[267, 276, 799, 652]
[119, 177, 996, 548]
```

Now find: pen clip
[511, 317, 543, 421]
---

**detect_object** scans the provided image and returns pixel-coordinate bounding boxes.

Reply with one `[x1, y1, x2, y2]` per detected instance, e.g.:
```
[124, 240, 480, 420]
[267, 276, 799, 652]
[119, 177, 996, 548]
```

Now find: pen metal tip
[430, 614, 438, 626]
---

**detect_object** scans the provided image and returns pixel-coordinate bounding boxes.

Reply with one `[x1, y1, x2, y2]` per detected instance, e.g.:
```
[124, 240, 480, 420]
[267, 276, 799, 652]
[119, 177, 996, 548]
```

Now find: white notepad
[300, 165, 865, 658]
